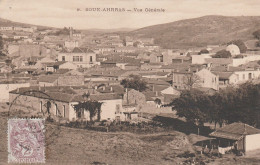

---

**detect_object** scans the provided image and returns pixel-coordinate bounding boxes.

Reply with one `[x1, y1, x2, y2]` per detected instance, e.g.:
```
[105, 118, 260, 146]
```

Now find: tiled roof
[146, 79, 170, 86]
[210, 122, 260, 140]
[104, 55, 141, 65]
[205, 58, 233, 65]
[10, 86, 122, 103]
[54, 61, 67, 66]
[212, 72, 234, 79]
[38, 75, 60, 83]
[211, 66, 244, 72]
[140, 72, 169, 76]
[72, 47, 94, 53]
[142, 91, 162, 101]
[96, 85, 125, 95]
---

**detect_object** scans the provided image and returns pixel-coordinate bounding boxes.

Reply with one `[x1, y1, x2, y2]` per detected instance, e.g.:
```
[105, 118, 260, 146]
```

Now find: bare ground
[1, 103, 260, 165]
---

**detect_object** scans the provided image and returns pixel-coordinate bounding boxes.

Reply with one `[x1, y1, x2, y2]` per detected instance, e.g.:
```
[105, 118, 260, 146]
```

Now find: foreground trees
[170, 82, 260, 128]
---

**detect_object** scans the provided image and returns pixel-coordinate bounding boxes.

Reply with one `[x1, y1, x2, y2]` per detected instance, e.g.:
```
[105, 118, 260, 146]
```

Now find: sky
[0, 0, 260, 29]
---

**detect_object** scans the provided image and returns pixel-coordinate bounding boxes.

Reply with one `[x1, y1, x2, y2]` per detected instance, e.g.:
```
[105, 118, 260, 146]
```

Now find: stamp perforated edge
[7, 118, 46, 164]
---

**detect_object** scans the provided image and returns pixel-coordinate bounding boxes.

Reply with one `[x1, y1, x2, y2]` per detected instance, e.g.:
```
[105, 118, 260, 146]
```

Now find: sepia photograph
[0, 0, 260, 164]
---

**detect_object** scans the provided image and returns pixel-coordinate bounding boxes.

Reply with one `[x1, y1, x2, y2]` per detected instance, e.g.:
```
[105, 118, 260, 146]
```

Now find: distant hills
[129, 15, 260, 49]
[0, 18, 56, 30]
[2, 15, 260, 49]
[0, 17, 135, 33]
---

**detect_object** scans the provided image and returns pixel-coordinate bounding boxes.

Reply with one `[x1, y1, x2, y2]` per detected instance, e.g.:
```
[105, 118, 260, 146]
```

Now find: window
[73, 56, 80, 62]
[40, 101, 42, 112]
[116, 104, 120, 114]
[79, 56, 83, 62]
[243, 74, 245, 80]
[55, 104, 58, 116]
[77, 110, 84, 118]
[62, 56, 65, 61]
[90, 56, 93, 62]
[63, 105, 66, 117]
[249, 73, 252, 79]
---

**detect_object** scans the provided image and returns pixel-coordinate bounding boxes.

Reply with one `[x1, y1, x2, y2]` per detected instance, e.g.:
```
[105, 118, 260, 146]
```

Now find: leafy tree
[120, 75, 147, 92]
[170, 82, 260, 128]
[154, 98, 162, 105]
[133, 41, 141, 47]
[73, 99, 103, 121]
[212, 49, 231, 58]
[198, 49, 209, 55]
[170, 89, 212, 125]
[253, 29, 260, 40]
[228, 40, 247, 53]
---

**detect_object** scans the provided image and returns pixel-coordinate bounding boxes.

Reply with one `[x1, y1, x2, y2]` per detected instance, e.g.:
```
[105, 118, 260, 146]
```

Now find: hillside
[0, 18, 56, 30]
[130, 15, 260, 49]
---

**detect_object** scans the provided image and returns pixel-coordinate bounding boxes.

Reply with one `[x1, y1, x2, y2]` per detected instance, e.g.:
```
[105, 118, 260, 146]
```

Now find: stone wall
[57, 75, 84, 86]
[9, 93, 70, 120]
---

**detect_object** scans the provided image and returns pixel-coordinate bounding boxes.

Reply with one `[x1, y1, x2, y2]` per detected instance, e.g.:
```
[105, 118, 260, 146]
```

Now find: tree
[169, 82, 260, 128]
[212, 49, 231, 58]
[133, 41, 141, 47]
[228, 40, 247, 53]
[198, 49, 209, 55]
[73, 100, 103, 121]
[183, 73, 201, 90]
[170, 89, 213, 125]
[120, 75, 147, 92]
[253, 29, 260, 40]
[154, 98, 162, 105]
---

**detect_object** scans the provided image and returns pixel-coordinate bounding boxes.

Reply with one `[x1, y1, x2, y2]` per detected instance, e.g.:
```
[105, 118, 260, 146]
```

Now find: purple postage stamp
[8, 118, 45, 163]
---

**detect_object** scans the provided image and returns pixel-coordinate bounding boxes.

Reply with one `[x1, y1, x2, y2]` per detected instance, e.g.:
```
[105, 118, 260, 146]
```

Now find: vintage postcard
[0, 0, 260, 164]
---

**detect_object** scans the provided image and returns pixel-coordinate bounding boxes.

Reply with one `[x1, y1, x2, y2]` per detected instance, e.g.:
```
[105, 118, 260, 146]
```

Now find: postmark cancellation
[8, 118, 45, 163]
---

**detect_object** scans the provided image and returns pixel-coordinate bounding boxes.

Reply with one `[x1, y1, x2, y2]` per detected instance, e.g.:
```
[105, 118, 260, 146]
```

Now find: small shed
[210, 122, 260, 154]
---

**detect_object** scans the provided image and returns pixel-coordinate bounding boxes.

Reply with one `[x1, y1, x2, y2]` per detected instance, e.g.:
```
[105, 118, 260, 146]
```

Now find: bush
[212, 50, 231, 58]
[228, 40, 247, 53]
[198, 49, 209, 55]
